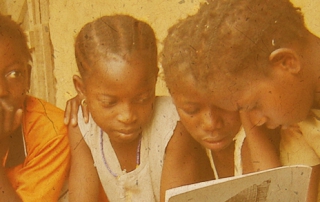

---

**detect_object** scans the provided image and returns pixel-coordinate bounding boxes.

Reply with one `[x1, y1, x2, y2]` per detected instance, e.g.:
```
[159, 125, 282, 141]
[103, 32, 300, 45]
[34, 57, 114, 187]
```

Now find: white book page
[165, 165, 312, 202]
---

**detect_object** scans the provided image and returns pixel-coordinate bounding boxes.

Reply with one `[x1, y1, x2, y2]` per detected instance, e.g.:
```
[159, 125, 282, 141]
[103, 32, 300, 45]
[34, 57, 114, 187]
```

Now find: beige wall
[49, 0, 206, 109]
[46, 0, 320, 109]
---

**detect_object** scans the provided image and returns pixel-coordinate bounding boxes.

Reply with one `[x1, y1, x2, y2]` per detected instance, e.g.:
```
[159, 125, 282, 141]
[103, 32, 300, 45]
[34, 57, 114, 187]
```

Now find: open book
[165, 165, 312, 202]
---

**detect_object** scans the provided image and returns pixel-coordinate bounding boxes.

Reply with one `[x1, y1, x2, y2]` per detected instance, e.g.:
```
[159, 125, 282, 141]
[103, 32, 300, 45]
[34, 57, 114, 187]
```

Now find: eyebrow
[96, 94, 115, 99]
[5, 61, 21, 69]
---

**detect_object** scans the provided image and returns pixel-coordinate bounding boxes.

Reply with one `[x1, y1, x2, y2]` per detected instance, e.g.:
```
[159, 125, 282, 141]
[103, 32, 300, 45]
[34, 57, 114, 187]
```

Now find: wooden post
[26, 0, 56, 104]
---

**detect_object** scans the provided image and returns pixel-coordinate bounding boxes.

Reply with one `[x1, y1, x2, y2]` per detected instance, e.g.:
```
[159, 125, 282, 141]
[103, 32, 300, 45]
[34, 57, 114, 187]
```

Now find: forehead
[0, 37, 27, 65]
[204, 74, 252, 111]
[84, 54, 156, 94]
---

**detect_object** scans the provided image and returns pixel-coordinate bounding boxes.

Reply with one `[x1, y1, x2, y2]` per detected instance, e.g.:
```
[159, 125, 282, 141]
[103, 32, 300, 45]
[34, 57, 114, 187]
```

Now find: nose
[247, 110, 268, 127]
[201, 110, 223, 132]
[117, 103, 137, 124]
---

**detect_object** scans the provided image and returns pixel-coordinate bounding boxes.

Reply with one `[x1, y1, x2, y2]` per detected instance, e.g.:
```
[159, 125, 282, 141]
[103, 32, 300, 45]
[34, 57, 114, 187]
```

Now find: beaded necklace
[100, 129, 142, 178]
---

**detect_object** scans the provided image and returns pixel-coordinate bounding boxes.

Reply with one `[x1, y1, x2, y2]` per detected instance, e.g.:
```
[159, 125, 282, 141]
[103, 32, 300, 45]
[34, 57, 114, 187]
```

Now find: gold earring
[81, 99, 87, 107]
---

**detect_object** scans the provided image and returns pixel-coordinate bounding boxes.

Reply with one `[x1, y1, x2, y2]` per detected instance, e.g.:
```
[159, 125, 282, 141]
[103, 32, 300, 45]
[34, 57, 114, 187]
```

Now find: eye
[5, 70, 22, 79]
[100, 99, 117, 108]
[180, 106, 200, 115]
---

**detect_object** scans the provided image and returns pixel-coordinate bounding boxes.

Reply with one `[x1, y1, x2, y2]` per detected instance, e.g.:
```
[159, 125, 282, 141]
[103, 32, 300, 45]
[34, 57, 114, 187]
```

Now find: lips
[117, 128, 141, 135]
[203, 137, 225, 144]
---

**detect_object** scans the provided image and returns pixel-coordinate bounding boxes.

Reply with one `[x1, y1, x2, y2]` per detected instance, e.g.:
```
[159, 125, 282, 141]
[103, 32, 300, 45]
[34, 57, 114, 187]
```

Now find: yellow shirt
[280, 110, 320, 202]
[280, 109, 320, 166]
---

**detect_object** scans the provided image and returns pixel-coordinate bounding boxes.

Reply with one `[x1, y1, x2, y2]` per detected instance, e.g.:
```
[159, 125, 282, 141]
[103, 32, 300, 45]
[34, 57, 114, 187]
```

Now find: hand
[0, 99, 22, 141]
[240, 111, 280, 141]
[239, 111, 267, 137]
[240, 111, 281, 170]
[64, 94, 89, 126]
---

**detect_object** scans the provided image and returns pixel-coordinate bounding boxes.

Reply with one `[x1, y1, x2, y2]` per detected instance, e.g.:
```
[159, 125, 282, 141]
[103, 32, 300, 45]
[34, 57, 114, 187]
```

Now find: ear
[73, 75, 86, 96]
[269, 48, 301, 74]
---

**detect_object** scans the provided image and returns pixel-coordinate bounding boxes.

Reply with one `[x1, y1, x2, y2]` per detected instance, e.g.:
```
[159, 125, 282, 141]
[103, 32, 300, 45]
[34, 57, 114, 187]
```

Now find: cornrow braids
[0, 14, 32, 63]
[161, 0, 307, 89]
[75, 15, 158, 78]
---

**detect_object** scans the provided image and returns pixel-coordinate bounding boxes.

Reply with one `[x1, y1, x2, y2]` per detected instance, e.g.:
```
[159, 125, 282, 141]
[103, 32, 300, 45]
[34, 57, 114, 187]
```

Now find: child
[0, 14, 70, 201]
[67, 15, 180, 202]
[160, 1, 320, 201]
[164, 0, 320, 131]
[160, 32, 283, 202]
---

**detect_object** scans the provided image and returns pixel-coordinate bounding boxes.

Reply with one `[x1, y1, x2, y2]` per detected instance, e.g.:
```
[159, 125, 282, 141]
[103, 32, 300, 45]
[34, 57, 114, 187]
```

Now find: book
[165, 165, 312, 202]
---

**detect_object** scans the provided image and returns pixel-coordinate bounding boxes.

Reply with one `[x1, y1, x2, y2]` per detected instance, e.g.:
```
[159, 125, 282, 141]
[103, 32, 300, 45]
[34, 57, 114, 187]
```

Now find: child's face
[170, 75, 241, 152]
[0, 37, 30, 112]
[208, 71, 313, 129]
[83, 54, 157, 144]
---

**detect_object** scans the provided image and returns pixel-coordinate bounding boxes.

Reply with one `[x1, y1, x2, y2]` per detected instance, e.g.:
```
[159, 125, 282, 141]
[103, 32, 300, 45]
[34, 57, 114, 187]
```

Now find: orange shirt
[5, 96, 70, 201]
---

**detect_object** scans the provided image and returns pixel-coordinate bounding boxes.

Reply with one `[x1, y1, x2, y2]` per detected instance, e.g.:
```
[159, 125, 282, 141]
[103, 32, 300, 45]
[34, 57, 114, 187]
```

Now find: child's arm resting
[0, 101, 23, 202]
[68, 125, 100, 202]
[64, 94, 89, 126]
[240, 111, 281, 172]
[160, 122, 214, 202]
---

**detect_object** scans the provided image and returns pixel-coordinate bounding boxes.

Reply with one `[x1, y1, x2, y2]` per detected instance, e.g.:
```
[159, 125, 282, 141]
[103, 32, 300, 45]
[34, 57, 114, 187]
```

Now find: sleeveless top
[78, 96, 179, 202]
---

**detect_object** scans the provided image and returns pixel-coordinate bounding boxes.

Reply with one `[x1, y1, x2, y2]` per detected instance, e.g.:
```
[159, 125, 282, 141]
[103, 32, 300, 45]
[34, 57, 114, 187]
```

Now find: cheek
[178, 113, 201, 136]
[9, 84, 27, 105]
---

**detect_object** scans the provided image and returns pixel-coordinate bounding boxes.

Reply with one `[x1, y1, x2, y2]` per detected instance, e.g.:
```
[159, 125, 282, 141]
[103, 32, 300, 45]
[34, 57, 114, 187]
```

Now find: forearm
[68, 156, 100, 202]
[245, 128, 281, 171]
[68, 126, 99, 202]
[240, 112, 281, 171]
[0, 166, 22, 202]
[160, 122, 213, 202]
[0, 135, 22, 201]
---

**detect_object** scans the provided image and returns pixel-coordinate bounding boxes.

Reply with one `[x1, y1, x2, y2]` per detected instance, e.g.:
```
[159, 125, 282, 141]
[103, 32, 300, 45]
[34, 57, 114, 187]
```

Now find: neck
[109, 135, 142, 172]
[211, 143, 235, 178]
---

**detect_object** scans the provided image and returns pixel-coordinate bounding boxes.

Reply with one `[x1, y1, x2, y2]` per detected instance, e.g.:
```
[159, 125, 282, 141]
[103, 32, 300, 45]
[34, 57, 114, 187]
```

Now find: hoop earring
[81, 99, 87, 107]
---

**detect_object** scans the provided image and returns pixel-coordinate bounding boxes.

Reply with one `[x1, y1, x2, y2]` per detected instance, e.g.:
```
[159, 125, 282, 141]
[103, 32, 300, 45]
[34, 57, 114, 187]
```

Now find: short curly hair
[161, 0, 307, 89]
[0, 14, 32, 63]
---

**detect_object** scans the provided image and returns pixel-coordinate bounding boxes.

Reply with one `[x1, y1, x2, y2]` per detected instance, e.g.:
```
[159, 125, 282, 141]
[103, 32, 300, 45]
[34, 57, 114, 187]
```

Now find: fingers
[240, 111, 271, 138]
[64, 100, 72, 125]
[239, 111, 255, 131]
[0, 100, 23, 139]
[80, 99, 89, 123]
[64, 95, 88, 126]
[240, 111, 264, 136]
[70, 97, 81, 126]
[64, 97, 80, 126]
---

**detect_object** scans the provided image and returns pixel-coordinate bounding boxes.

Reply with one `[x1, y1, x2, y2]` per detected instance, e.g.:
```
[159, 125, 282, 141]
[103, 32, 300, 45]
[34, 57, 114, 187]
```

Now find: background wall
[49, 0, 206, 109]
[1, 0, 318, 109]
[49, 0, 320, 109]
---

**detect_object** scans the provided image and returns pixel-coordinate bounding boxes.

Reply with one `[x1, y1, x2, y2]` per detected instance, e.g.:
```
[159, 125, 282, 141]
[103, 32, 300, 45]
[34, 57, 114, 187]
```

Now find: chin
[119, 132, 141, 143]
